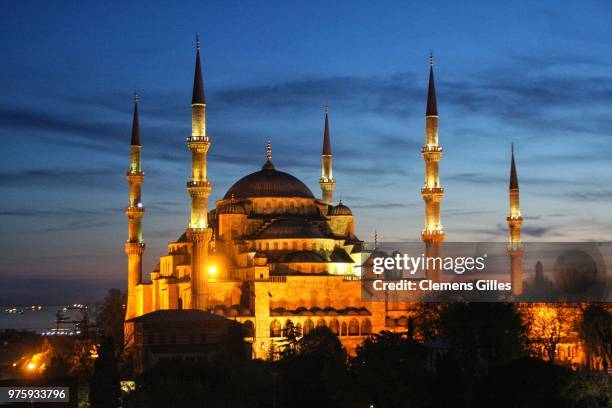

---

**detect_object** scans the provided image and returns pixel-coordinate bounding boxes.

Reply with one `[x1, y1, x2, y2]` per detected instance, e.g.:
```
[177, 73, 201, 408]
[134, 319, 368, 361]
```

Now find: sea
[0, 305, 97, 334]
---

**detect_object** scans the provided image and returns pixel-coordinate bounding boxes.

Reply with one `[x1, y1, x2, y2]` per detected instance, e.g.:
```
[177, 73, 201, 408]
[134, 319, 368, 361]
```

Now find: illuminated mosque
[123, 39, 587, 365]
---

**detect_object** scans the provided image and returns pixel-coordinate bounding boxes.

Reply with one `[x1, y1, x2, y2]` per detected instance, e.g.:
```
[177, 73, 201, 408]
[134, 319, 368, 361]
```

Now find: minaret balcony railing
[187, 136, 210, 142]
[187, 180, 212, 188]
[125, 205, 145, 215]
[421, 187, 444, 194]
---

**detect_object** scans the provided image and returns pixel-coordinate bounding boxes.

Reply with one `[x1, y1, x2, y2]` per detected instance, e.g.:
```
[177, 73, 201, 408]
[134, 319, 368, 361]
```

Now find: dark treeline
[120, 302, 611, 408]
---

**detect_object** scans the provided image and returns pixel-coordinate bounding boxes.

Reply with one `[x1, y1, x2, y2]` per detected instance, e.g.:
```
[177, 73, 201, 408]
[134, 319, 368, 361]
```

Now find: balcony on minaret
[187, 135, 210, 143]
[125, 205, 145, 218]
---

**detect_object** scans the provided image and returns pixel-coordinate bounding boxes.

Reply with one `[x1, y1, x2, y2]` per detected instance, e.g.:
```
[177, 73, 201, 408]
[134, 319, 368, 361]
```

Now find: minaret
[421, 54, 444, 281]
[507, 144, 524, 295]
[125, 92, 145, 321]
[320, 105, 336, 205]
[186, 35, 213, 309]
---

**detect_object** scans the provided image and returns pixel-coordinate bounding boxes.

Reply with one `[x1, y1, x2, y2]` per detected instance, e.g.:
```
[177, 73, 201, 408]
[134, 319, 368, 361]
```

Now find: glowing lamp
[208, 266, 218, 277]
[26, 362, 36, 371]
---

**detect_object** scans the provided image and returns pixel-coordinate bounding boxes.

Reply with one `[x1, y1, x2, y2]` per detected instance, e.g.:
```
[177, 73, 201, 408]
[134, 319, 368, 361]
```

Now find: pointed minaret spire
[192, 33, 206, 105]
[320, 104, 336, 205]
[131, 91, 141, 146]
[426, 52, 438, 116]
[510, 143, 519, 190]
[322, 104, 331, 155]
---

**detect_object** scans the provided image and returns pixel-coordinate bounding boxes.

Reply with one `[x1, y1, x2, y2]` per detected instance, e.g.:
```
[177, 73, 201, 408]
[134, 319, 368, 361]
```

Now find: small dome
[330, 201, 352, 216]
[224, 160, 314, 199]
[218, 201, 246, 215]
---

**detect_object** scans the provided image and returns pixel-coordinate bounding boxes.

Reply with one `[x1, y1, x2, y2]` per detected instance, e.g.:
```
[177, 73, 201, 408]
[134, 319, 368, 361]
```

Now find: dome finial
[196, 33, 201, 51]
[266, 140, 271, 160]
[134, 90, 139, 104]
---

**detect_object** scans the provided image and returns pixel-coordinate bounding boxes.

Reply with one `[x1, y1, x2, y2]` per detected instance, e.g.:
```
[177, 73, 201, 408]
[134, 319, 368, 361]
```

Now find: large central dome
[223, 160, 315, 199]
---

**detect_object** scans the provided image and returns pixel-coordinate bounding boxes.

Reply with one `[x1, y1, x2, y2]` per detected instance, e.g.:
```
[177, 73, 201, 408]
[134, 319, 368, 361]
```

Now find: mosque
[122, 39, 545, 362]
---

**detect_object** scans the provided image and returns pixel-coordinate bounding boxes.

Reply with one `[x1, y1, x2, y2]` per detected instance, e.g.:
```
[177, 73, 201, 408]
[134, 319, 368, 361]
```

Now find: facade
[128, 309, 248, 373]
[123, 40, 593, 366]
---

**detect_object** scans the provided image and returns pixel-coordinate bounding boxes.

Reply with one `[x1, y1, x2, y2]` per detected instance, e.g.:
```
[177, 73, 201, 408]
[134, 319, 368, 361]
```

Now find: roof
[256, 218, 328, 239]
[218, 201, 246, 215]
[192, 46, 206, 104]
[127, 309, 230, 323]
[510, 146, 519, 190]
[426, 65, 438, 116]
[224, 161, 315, 199]
[322, 111, 331, 155]
[131, 98, 141, 146]
[330, 201, 352, 216]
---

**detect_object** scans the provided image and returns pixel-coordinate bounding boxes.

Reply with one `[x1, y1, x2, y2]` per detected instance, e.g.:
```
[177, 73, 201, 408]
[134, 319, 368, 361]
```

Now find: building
[124, 37, 386, 358]
[122, 39, 594, 367]
[127, 309, 248, 373]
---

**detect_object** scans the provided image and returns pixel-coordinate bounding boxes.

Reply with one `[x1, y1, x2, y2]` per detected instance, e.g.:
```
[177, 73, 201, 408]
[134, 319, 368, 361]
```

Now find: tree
[96, 289, 126, 354]
[89, 336, 120, 408]
[350, 331, 434, 408]
[577, 304, 612, 371]
[525, 303, 573, 364]
[439, 302, 527, 371]
[274, 327, 347, 408]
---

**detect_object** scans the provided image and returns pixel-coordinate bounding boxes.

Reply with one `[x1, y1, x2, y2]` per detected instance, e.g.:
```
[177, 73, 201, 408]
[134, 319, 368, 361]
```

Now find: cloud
[351, 202, 417, 209]
[0, 168, 120, 189]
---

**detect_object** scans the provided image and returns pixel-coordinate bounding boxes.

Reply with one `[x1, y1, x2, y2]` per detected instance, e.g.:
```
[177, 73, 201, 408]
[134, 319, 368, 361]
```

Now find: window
[341, 322, 347, 336]
[348, 318, 360, 336]
[270, 319, 282, 337]
[329, 319, 339, 335]
[317, 319, 327, 328]
[243, 320, 255, 337]
[361, 319, 372, 335]
[303, 319, 314, 335]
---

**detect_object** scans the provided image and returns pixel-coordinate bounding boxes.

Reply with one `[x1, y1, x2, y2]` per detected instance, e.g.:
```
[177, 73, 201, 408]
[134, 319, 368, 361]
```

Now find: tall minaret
[186, 35, 213, 309]
[125, 92, 145, 321]
[507, 144, 524, 295]
[421, 54, 444, 281]
[320, 105, 336, 205]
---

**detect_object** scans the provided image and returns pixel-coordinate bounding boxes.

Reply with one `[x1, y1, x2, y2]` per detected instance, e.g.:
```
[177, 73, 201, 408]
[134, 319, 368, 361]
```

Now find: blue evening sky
[1, 1, 611, 304]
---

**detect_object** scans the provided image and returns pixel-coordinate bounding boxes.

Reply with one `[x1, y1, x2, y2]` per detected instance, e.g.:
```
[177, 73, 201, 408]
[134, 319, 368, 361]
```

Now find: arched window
[284, 320, 295, 337]
[341, 322, 347, 336]
[292, 241, 297, 250]
[302, 242, 307, 250]
[303, 319, 314, 335]
[361, 319, 372, 335]
[329, 319, 339, 335]
[243, 320, 255, 337]
[283, 242, 288, 250]
[270, 319, 281, 337]
[295, 323, 302, 337]
[274, 242, 279, 250]
[348, 318, 360, 336]
[317, 319, 327, 328]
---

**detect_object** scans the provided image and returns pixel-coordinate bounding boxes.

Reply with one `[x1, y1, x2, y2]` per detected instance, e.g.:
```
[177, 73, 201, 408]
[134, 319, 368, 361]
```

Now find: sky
[1, 1, 611, 304]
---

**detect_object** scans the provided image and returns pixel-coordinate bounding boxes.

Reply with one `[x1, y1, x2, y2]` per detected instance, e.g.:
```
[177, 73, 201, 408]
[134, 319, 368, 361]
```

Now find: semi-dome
[224, 160, 314, 199]
[330, 201, 352, 216]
